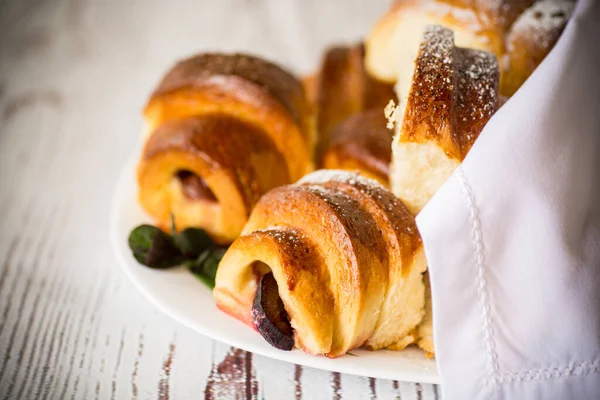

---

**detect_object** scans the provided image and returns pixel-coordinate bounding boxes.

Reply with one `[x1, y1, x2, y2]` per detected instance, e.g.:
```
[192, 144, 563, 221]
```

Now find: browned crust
[315, 45, 365, 150]
[149, 53, 310, 139]
[243, 183, 388, 356]
[401, 26, 499, 160]
[215, 170, 422, 355]
[253, 228, 326, 293]
[300, 171, 421, 277]
[313, 43, 396, 158]
[141, 115, 289, 212]
[255, 184, 388, 268]
[377, 0, 569, 96]
[322, 109, 393, 183]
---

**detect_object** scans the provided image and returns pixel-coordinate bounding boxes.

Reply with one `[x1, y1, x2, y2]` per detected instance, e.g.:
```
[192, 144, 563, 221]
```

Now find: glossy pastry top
[299, 170, 421, 276]
[142, 115, 289, 211]
[401, 25, 499, 160]
[148, 53, 311, 141]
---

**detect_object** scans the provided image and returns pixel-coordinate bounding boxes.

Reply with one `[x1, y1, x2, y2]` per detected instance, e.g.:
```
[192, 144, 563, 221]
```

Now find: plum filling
[176, 170, 217, 202]
[251, 272, 294, 351]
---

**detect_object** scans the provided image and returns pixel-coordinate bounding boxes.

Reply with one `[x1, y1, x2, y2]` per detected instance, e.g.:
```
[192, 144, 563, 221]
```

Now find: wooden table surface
[0, 0, 441, 398]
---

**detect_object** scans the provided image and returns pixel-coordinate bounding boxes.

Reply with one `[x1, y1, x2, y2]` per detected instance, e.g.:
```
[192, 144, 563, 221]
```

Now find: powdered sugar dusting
[299, 169, 385, 190]
[454, 46, 499, 155]
[421, 25, 455, 67]
[455, 47, 499, 144]
[508, 0, 575, 52]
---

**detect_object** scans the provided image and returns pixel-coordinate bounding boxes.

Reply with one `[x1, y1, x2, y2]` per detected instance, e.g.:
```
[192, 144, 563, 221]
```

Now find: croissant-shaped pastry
[137, 53, 313, 243]
[320, 109, 393, 186]
[307, 43, 396, 159]
[366, 0, 572, 96]
[214, 170, 427, 357]
[144, 53, 314, 181]
[138, 117, 290, 244]
[389, 26, 501, 355]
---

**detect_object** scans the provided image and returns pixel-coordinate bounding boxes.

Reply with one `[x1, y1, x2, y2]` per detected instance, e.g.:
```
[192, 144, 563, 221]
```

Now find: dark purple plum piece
[251, 272, 294, 351]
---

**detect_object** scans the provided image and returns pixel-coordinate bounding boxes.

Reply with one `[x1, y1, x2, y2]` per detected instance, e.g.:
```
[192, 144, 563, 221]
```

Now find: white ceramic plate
[110, 156, 440, 384]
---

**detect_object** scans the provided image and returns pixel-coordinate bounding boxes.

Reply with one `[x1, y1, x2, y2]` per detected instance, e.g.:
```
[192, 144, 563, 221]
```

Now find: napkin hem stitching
[456, 166, 500, 389]
[499, 360, 600, 382]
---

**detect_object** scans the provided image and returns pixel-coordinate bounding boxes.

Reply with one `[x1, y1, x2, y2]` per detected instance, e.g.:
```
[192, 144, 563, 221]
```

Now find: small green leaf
[174, 228, 214, 258]
[201, 247, 226, 281]
[128, 225, 183, 269]
[185, 247, 227, 289]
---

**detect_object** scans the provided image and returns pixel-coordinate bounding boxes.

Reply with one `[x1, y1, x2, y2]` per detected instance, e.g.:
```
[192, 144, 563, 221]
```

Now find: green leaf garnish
[128, 218, 227, 288]
[128, 225, 184, 269]
[184, 247, 227, 289]
[174, 228, 214, 258]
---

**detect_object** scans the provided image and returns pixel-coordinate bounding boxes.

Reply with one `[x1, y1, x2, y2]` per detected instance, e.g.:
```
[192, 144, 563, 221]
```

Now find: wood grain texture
[0, 0, 441, 398]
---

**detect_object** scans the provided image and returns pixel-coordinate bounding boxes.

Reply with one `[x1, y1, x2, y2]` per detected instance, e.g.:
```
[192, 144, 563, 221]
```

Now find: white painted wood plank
[0, 0, 441, 398]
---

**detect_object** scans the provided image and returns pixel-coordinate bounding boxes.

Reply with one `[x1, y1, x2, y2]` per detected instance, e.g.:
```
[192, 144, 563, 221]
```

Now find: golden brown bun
[321, 109, 394, 186]
[310, 43, 396, 157]
[214, 170, 426, 357]
[366, 0, 571, 96]
[138, 53, 313, 242]
[501, 0, 575, 96]
[390, 25, 500, 215]
[138, 116, 290, 244]
[144, 53, 314, 180]
[366, 0, 504, 83]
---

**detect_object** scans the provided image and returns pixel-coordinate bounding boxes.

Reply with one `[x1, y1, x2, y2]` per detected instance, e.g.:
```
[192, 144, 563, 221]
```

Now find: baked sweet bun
[214, 170, 427, 357]
[138, 53, 313, 243]
[389, 25, 500, 355]
[138, 117, 290, 244]
[390, 25, 500, 215]
[308, 43, 396, 158]
[501, 0, 575, 96]
[144, 53, 314, 181]
[366, 0, 573, 97]
[321, 109, 394, 186]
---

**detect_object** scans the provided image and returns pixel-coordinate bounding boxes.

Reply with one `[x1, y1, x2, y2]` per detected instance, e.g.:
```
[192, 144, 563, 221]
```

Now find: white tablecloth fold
[416, 0, 600, 398]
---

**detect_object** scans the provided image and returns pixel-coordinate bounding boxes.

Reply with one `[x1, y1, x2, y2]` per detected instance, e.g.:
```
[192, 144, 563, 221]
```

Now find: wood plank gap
[157, 338, 176, 400]
[293, 365, 302, 400]
[331, 372, 342, 400]
[416, 382, 423, 400]
[392, 380, 401, 400]
[368, 377, 377, 400]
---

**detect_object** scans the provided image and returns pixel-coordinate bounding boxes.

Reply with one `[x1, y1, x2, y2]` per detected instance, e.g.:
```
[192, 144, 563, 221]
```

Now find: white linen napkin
[416, 0, 600, 398]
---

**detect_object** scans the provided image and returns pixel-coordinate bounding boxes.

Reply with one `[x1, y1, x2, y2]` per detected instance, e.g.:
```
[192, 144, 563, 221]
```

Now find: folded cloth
[416, 0, 600, 398]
